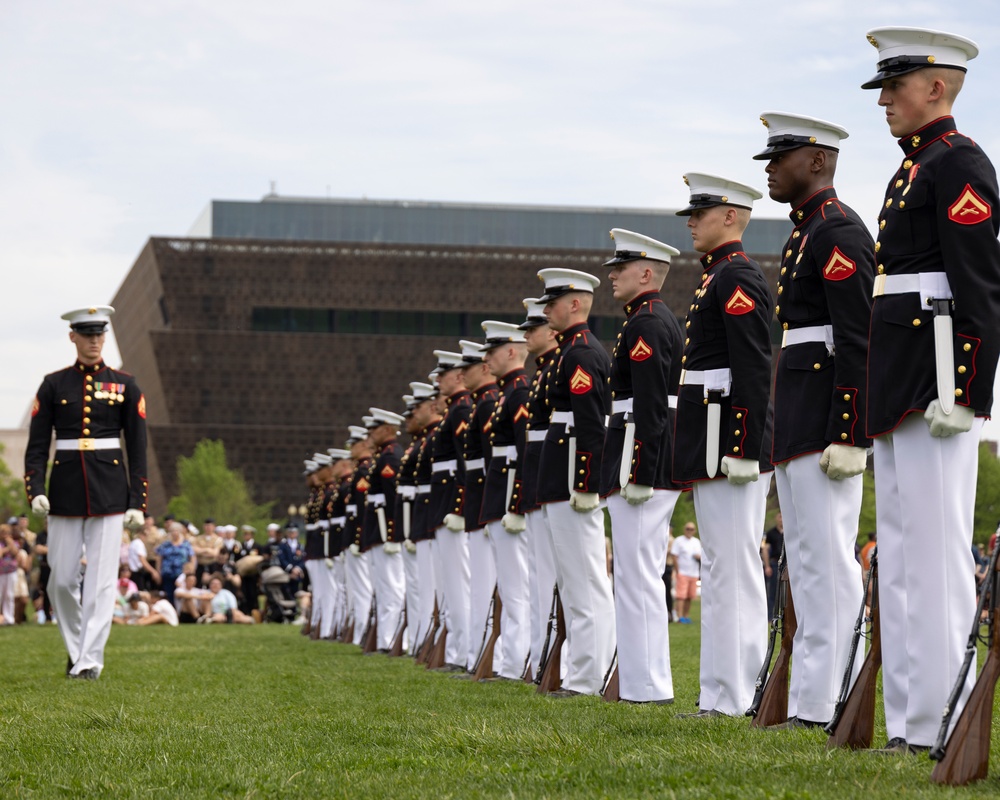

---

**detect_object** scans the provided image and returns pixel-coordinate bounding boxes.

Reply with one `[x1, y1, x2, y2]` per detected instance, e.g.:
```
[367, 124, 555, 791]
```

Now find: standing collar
[789, 186, 837, 227]
[700, 240, 745, 271]
[556, 322, 589, 343]
[74, 360, 106, 372]
[897, 116, 957, 157]
[623, 290, 660, 316]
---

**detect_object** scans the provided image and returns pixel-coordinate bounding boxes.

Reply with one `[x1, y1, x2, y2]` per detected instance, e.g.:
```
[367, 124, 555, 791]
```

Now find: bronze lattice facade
[113, 219, 782, 515]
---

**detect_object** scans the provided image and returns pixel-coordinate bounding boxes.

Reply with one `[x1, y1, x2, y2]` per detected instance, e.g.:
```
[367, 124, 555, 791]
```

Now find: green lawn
[2, 604, 999, 799]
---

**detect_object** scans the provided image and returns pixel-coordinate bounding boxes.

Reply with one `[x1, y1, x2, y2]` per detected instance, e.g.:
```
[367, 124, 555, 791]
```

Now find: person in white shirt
[669, 521, 702, 624]
[205, 577, 255, 624]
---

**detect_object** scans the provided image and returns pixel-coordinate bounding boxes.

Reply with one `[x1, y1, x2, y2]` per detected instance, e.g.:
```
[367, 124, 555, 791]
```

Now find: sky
[2, 1, 1000, 436]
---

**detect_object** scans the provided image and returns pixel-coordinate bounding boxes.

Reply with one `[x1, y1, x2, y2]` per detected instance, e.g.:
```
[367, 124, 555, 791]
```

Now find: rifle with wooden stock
[536, 585, 566, 694]
[361, 595, 378, 653]
[426, 622, 448, 669]
[601, 650, 620, 703]
[472, 587, 502, 681]
[930, 542, 1000, 785]
[388, 608, 407, 657]
[415, 598, 440, 664]
[748, 550, 796, 727]
[825, 551, 880, 749]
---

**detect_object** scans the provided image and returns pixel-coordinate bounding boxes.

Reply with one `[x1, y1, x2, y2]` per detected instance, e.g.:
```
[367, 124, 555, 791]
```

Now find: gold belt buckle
[79, 438, 96, 451]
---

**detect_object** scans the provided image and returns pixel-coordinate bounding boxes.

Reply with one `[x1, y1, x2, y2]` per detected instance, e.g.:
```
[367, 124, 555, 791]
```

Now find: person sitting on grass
[137, 597, 179, 627]
[174, 572, 212, 623]
[204, 576, 255, 624]
[112, 593, 149, 625]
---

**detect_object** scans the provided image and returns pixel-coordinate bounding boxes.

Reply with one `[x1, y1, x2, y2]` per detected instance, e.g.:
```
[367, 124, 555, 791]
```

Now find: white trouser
[543, 500, 616, 695]
[413, 539, 437, 651]
[775, 453, 863, 723]
[875, 413, 981, 746]
[0, 572, 16, 624]
[345, 549, 372, 646]
[692, 476, 770, 715]
[305, 560, 335, 636]
[402, 544, 420, 653]
[527, 507, 559, 678]
[371, 547, 406, 650]
[467, 528, 497, 669]
[607, 489, 681, 702]
[48, 514, 124, 676]
[332, 555, 347, 635]
[435, 525, 471, 668]
[487, 520, 532, 679]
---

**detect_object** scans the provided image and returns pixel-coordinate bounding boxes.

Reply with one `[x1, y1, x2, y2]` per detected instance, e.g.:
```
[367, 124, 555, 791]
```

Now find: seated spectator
[201, 549, 242, 596]
[174, 573, 213, 623]
[156, 522, 196, 605]
[113, 593, 150, 625]
[137, 597, 179, 627]
[205, 576, 256, 624]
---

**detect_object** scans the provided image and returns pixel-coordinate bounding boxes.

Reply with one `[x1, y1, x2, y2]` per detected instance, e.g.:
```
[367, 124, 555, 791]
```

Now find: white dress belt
[316, 520, 330, 530]
[416, 484, 431, 494]
[366, 493, 386, 506]
[872, 271, 952, 308]
[55, 437, 120, 451]
[550, 411, 574, 426]
[330, 516, 346, 527]
[491, 445, 517, 460]
[679, 368, 732, 397]
[432, 459, 457, 473]
[346, 504, 358, 516]
[305, 523, 317, 532]
[465, 458, 485, 471]
[610, 396, 677, 414]
[527, 429, 547, 442]
[781, 324, 834, 354]
[398, 486, 417, 500]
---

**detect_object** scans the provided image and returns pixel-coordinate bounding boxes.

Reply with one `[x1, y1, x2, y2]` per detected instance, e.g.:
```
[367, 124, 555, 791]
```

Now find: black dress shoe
[623, 698, 674, 706]
[69, 667, 100, 681]
[547, 688, 582, 698]
[66, 657, 74, 676]
[677, 709, 724, 719]
[872, 737, 922, 755]
[766, 716, 827, 730]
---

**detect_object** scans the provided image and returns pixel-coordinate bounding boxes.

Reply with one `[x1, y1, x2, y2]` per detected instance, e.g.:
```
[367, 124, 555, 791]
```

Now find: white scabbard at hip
[619, 419, 636, 488]
[933, 299, 956, 415]
[376, 507, 388, 543]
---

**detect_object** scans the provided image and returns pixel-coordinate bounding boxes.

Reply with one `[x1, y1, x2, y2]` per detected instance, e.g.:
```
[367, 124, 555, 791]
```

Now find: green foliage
[0, 442, 32, 524]
[166, 439, 275, 532]
[975, 442, 1000, 547]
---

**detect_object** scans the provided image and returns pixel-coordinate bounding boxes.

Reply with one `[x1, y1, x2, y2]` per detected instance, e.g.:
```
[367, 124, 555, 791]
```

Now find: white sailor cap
[402, 393, 416, 409]
[266, 523, 280, 532]
[481, 321, 527, 350]
[862, 27, 978, 90]
[369, 407, 405, 426]
[676, 173, 763, 216]
[327, 448, 352, 461]
[518, 297, 548, 331]
[362, 415, 378, 430]
[536, 268, 601, 302]
[458, 340, 486, 364]
[409, 382, 437, 401]
[241, 524, 257, 534]
[432, 350, 465, 374]
[346, 425, 369, 445]
[303, 459, 318, 475]
[312, 453, 333, 466]
[753, 112, 849, 160]
[62, 305, 114, 334]
[604, 229, 680, 267]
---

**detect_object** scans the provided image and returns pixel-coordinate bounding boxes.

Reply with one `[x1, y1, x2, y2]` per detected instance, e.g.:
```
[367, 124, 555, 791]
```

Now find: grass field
[2, 604, 999, 799]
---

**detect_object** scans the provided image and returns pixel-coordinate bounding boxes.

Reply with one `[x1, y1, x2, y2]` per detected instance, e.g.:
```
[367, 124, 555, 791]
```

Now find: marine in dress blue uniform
[536, 269, 616, 696]
[25, 305, 148, 679]
[394, 396, 423, 654]
[480, 321, 532, 680]
[601, 229, 686, 704]
[754, 112, 875, 727]
[344, 425, 374, 645]
[673, 175, 773, 717]
[861, 27, 1000, 752]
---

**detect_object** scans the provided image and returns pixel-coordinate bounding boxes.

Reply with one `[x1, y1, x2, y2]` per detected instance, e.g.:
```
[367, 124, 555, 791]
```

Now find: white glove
[382, 541, 402, 554]
[325, 558, 334, 568]
[621, 483, 654, 505]
[444, 513, 465, 532]
[404, 540, 417, 554]
[124, 508, 144, 531]
[819, 444, 868, 480]
[501, 513, 526, 533]
[31, 495, 50, 517]
[569, 491, 600, 512]
[721, 457, 759, 485]
[925, 400, 975, 438]
[349, 543, 361, 557]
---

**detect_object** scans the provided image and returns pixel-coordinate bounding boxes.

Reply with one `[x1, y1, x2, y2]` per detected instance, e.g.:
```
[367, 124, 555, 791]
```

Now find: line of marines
[294, 26, 999, 754]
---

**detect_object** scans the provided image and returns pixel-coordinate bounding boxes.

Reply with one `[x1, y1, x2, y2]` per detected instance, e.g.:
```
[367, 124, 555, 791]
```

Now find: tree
[974, 442, 1000, 547]
[167, 440, 275, 534]
[0, 442, 33, 525]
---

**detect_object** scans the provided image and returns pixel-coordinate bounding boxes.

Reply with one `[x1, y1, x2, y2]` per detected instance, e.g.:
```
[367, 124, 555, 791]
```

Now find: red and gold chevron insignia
[455, 420, 468, 435]
[569, 365, 593, 394]
[31, 397, 39, 417]
[380, 464, 395, 478]
[629, 337, 653, 362]
[823, 247, 857, 281]
[948, 184, 991, 224]
[513, 404, 529, 423]
[725, 286, 755, 315]
[357, 478, 370, 492]
[137, 394, 146, 419]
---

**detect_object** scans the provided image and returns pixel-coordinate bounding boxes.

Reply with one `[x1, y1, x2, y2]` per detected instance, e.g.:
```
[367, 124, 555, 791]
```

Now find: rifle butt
[825, 651, 881, 750]
[601, 665, 620, 703]
[427, 625, 448, 669]
[537, 599, 566, 694]
[308, 613, 321, 640]
[930, 659, 998, 785]
[749, 655, 790, 728]
[388, 612, 407, 657]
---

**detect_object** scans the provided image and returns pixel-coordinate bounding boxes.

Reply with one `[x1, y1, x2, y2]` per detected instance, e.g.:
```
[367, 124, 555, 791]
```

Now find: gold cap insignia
[927, 55, 936, 63]
[760, 117, 769, 128]
[682, 176, 690, 186]
[867, 34, 879, 48]
[721, 196, 728, 203]
[809, 137, 817, 143]
[88, 307, 97, 314]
